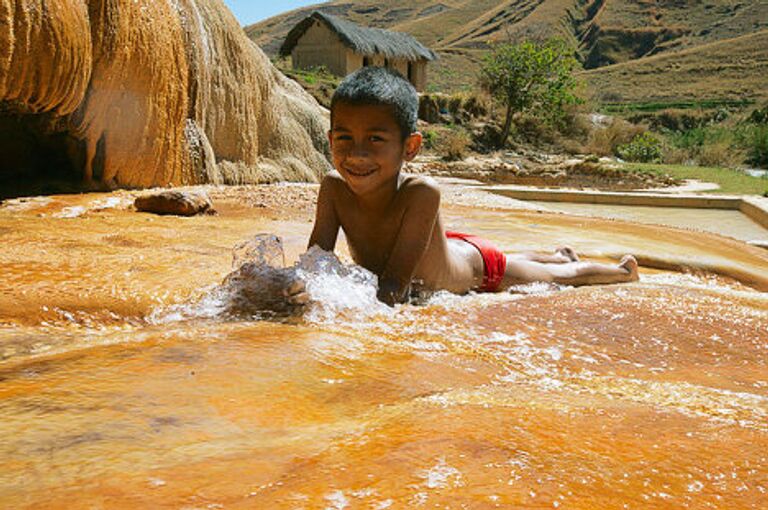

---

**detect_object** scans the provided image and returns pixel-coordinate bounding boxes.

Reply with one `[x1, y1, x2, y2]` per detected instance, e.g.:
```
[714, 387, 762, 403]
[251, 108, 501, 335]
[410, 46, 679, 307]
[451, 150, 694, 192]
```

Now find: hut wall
[291, 21, 347, 75]
[345, 50, 363, 75]
[389, 59, 409, 79]
[410, 61, 428, 91]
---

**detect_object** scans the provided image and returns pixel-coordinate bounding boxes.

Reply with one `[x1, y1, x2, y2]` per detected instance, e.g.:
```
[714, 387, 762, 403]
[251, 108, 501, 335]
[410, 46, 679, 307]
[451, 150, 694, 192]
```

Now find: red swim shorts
[445, 231, 507, 292]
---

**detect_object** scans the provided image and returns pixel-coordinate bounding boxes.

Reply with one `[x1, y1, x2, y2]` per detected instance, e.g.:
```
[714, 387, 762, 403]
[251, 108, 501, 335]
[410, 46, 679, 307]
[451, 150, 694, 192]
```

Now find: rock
[0, 0, 331, 191]
[134, 191, 214, 216]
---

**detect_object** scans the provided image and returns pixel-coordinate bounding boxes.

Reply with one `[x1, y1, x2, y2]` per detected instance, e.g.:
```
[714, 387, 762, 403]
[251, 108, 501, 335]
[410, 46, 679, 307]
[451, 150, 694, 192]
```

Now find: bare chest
[337, 208, 404, 273]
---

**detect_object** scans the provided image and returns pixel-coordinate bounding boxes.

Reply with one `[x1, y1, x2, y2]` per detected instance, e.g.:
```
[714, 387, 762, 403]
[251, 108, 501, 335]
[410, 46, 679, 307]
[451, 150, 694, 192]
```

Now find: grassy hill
[245, 0, 768, 104]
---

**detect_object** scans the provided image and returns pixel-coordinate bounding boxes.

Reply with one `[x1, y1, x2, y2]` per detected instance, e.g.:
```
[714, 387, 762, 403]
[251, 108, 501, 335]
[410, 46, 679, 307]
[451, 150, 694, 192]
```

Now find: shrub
[748, 103, 768, 124]
[422, 130, 439, 150]
[586, 118, 645, 157]
[746, 124, 768, 167]
[662, 146, 694, 165]
[514, 112, 557, 144]
[558, 109, 593, 140]
[462, 93, 490, 118]
[617, 132, 663, 163]
[696, 141, 742, 168]
[447, 95, 463, 115]
[438, 128, 471, 161]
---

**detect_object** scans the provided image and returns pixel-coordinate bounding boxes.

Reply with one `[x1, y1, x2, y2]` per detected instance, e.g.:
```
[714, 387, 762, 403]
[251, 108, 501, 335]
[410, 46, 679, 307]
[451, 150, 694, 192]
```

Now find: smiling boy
[288, 67, 638, 306]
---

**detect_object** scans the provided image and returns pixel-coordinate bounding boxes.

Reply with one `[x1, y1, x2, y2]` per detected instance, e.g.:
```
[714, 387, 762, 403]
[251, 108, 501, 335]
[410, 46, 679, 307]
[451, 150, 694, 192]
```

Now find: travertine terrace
[0, 0, 331, 191]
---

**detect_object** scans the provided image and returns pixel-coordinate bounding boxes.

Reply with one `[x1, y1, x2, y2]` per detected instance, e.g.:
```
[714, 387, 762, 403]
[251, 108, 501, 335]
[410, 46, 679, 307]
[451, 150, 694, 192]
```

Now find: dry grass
[585, 118, 645, 157]
[247, 1, 767, 103]
[437, 128, 472, 161]
[696, 142, 745, 169]
[583, 30, 768, 104]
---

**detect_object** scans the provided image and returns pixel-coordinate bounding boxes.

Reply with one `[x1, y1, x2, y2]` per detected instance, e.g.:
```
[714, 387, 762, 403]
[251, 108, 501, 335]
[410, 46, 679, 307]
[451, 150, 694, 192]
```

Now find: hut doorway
[363, 56, 371, 67]
[0, 110, 81, 198]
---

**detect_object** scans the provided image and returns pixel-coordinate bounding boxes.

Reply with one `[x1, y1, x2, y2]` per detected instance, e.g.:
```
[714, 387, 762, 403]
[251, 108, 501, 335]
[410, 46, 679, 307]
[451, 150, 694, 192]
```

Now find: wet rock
[134, 191, 214, 216]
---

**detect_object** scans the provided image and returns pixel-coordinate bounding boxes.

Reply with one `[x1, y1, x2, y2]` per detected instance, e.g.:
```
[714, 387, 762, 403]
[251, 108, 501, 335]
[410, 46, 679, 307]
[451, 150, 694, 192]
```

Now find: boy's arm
[284, 174, 340, 306]
[308, 174, 341, 251]
[378, 181, 440, 305]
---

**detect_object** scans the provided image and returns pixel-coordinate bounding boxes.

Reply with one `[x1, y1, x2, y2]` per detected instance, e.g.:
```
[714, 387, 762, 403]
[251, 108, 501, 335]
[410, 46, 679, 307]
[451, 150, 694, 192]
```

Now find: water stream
[1, 187, 767, 508]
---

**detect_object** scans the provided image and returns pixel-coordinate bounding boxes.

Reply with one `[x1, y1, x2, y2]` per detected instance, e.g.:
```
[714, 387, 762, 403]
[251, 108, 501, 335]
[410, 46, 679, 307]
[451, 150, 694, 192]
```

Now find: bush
[746, 124, 768, 167]
[418, 92, 490, 125]
[586, 118, 645, 157]
[438, 128, 471, 161]
[462, 93, 490, 118]
[748, 103, 768, 124]
[559, 110, 593, 140]
[447, 95, 463, 115]
[696, 141, 742, 168]
[422, 130, 438, 150]
[628, 108, 722, 132]
[514, 113, 557, 144]
[617, 132, 663, 163]
[662, 146, 694, 165]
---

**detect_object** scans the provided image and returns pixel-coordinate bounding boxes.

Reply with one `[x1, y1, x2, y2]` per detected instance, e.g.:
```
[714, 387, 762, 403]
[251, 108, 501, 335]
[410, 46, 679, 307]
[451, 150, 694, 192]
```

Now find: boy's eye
[370, 135, 385, 142]
[335, 135, 352, 141]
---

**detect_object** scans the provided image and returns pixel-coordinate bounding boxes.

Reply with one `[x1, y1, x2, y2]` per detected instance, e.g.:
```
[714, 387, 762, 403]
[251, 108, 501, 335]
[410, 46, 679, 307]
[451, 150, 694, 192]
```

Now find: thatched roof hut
[280, 11, 436, 91]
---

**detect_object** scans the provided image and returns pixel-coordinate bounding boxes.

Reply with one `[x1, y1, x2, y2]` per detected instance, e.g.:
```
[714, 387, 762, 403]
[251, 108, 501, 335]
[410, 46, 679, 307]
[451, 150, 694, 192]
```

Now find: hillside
[245, 0, 768, 102]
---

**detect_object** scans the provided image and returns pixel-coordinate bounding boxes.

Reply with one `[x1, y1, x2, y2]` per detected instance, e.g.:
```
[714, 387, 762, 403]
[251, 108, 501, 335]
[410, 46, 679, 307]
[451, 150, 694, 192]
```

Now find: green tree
[479, 39, 581, 147]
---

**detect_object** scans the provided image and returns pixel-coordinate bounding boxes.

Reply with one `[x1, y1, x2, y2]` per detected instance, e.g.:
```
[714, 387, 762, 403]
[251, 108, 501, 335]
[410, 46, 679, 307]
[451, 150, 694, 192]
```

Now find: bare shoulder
[400, 174, 441, 203]
[318, 171, 349, 200]
[320, 170, 346, 189]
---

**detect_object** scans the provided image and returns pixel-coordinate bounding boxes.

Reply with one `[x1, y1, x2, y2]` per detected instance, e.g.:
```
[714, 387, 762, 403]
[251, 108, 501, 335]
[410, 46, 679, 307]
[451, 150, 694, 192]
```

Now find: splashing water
[231, 233, 286, 269]
[151, 234, 390, 323]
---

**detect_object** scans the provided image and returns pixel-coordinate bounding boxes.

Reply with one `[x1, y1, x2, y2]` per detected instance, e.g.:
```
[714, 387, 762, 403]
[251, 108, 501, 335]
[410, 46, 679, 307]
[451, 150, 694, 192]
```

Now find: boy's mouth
[344, 166, 377, 177]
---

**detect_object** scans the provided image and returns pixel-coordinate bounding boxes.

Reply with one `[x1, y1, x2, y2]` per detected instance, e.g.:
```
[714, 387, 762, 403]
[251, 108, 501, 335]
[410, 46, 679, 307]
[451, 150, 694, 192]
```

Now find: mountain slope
[245, 0, 768, 100]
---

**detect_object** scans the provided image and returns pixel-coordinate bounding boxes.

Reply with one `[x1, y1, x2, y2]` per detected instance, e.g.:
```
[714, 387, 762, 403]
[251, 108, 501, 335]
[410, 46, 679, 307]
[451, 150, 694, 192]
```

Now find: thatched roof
[280, 11, 437, 62]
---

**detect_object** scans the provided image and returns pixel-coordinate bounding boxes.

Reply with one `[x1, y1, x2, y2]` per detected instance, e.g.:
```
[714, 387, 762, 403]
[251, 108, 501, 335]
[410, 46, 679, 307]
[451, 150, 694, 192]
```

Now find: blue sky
[223, 1, 327, 26]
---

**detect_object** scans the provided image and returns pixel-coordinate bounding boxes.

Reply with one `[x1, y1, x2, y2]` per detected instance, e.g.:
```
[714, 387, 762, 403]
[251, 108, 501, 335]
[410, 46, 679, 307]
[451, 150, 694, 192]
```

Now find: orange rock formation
[0, 0, 330, 191]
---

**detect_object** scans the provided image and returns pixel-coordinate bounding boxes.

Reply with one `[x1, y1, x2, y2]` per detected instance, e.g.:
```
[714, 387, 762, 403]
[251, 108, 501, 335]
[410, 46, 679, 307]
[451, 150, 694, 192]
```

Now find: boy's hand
[377, 277, 409, 307]
[283, 278, 310, 306]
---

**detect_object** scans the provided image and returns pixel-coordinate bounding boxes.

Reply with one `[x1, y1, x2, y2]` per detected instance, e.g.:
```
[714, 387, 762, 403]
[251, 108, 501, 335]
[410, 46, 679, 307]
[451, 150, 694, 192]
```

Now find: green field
[623, 163, 768, 195]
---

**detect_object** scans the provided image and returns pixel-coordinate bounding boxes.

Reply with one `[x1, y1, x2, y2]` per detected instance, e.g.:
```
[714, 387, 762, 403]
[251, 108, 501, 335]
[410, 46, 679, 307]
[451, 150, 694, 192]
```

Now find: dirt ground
[409, 153, 681, 191]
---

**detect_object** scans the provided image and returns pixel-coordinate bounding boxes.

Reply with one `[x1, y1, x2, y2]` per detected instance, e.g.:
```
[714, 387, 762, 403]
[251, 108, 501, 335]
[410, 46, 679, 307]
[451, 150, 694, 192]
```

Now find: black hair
[330, 66, 419, 139]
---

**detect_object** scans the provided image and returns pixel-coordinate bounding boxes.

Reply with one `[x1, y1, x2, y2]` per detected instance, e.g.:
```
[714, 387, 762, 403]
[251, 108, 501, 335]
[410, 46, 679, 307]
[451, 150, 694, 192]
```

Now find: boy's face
[329, 102, 421, 196]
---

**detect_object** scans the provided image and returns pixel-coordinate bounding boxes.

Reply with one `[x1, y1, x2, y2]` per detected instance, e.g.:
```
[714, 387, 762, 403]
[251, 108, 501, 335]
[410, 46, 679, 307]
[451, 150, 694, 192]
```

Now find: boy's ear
[327, 130, 333, 148]
[403, 132, 422, 161]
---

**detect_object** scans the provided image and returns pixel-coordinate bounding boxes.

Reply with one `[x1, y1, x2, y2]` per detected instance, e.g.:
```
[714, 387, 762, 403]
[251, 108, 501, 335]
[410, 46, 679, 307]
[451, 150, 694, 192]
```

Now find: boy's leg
[510, 246, 579, 264]
[501, 255, 639, 287]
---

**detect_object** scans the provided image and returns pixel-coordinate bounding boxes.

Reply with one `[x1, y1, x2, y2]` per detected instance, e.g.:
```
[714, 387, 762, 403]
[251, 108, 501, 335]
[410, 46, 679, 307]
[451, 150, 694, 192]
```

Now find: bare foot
[619, 255, 639, 281]
[556, 246, 579, 262]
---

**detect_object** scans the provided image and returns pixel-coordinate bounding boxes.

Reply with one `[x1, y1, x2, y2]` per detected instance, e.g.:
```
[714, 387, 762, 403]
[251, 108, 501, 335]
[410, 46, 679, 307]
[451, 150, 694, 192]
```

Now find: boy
[287, 67, 638, 306]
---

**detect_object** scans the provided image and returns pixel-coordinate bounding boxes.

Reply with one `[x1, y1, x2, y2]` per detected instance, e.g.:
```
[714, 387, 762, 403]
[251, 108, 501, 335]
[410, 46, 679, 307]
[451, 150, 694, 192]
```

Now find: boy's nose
[347, 145, 370, 159]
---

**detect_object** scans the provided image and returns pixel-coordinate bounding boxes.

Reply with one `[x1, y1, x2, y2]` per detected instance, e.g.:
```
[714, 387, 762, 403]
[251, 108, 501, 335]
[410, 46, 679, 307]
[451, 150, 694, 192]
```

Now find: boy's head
[331, 66, 419, 139]
[328, 67, 422, 195]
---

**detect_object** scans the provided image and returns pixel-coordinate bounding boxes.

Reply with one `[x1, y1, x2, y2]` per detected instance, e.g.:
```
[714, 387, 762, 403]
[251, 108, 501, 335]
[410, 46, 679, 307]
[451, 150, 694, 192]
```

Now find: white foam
[324, 490, 349, 510]
[150, 235, 390, 324]
[53, 206, 87, 218]
[420, 458, 463, 489]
